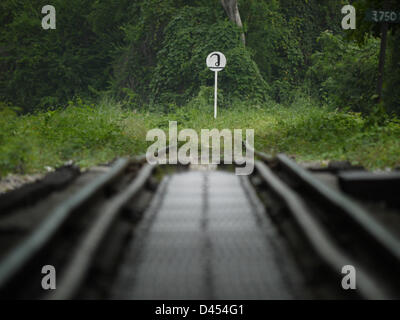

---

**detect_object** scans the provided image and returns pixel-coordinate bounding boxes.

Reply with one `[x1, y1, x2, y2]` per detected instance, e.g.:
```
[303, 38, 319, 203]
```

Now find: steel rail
[244, 141, 274, 163]
[246, 142, 400, 265]
[48, 163, 155, 299]
[254, 160, 389, 299]
[0, 158, 131, 290]
[276, 153, 400, 265]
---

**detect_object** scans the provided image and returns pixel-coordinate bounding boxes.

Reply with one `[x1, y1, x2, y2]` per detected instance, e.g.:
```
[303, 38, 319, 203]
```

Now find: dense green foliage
[0, 0, 117, 109]
[149, 7, 269, 106]
[1, 0, 400, 176]
[1, 0, 399, 113]
[241, 0, 343, 102]
[307, 31, 380, 113]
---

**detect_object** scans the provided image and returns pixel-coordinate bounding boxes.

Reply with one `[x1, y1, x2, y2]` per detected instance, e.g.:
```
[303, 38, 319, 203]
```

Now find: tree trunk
[376, 0, 390, 104]
[220, 0, 245, 45]
[377, 22, 388, 103]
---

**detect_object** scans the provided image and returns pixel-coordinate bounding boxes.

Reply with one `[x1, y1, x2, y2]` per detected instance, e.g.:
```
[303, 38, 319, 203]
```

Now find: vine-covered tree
[220, 0, 245, 45]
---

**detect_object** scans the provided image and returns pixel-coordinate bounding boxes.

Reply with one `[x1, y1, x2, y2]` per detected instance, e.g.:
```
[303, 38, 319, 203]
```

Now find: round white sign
[206, 52, 226, 71]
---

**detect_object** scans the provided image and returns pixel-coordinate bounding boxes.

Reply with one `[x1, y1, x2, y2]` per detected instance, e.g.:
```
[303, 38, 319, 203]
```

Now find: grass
[1, 95, 400, 177]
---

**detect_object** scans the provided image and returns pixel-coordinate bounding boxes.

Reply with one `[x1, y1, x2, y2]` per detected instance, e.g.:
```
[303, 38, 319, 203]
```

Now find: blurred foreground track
[0, 146, 399, 299]
[110, 170, 304, 299]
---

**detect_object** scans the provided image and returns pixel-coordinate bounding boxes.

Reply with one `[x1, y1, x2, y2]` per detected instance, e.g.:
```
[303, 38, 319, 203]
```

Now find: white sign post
[206, 52, 226, 119]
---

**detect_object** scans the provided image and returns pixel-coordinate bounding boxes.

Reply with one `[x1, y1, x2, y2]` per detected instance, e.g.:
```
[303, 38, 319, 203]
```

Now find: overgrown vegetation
[1, 97, 400, 176]
[1, 0, 399, 112]
[307, 31, 380, 114]
[1, 0, 400, 176]
[0, 99, 149, 175]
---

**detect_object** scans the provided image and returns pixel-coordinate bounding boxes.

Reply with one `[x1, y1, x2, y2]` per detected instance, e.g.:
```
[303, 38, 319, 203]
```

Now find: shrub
[306, 31, 379, 113]
[149, 6, 269, 106]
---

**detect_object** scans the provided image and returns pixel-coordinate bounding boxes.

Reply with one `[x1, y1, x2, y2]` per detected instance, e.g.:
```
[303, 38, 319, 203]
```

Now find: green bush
[241, 0, 343, 103]
[307, 31, 379, 113]
[149, 6, 269, 106]
[0, 0, 136, 111]
[0, 98, 149, 175]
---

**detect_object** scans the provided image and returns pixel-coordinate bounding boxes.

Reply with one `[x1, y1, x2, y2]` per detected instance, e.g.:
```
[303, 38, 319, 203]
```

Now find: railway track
[248, 145, 400, 299]
[0, 155, 158, 299]
[0, 145, 398, 299]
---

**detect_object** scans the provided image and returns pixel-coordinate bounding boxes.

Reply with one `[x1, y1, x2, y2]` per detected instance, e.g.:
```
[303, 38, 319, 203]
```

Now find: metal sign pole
[206, 51, 226, 120]
[214, 71, 218, 119]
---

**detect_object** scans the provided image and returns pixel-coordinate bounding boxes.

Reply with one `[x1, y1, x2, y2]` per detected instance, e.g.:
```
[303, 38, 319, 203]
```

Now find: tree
[352, 0, 400, 104]
[220, 0, 245, 45]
